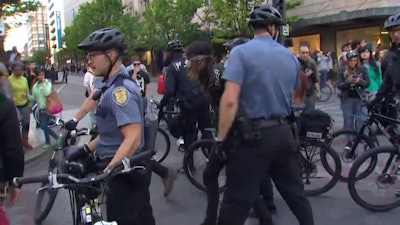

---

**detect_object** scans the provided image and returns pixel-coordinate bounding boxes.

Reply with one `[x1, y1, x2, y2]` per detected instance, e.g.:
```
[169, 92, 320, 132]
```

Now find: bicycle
[14, 150, 154, 225]
[346, 106, 400, 212]
[318, 82, 333, 102]
[184, 107, 342, 196]
[32, 103, 64, 128]
[327, 90, 398, 182]
[34, 125, 97, 224]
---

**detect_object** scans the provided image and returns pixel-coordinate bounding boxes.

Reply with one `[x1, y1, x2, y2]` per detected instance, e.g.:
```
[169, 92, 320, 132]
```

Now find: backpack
[157, 73, 166, 94]
[47, 87, 63, 115]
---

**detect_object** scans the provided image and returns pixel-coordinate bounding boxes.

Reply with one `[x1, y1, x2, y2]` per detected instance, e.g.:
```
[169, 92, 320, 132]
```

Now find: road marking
[56, 84, 66, 93]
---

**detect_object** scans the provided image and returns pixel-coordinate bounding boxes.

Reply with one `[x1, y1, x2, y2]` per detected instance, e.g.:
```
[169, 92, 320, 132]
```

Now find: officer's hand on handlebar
[63, 145, 91, 161]
[65, 119, 78, 131]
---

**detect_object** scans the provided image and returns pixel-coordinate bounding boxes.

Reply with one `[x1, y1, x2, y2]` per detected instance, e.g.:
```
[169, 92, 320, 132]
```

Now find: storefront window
[336, 27, 381, 54]
[290, 34, 321, 56]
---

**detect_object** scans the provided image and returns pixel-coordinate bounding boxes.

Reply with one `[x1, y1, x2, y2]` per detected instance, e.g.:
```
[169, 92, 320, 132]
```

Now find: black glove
[214, 141, 229, 162]
[63, 144, 91, 161]
[65, 119, 78, 131]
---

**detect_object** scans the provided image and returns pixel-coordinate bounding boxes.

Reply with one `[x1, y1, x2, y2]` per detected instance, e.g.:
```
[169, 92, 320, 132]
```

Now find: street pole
[272, 0, 286, 44]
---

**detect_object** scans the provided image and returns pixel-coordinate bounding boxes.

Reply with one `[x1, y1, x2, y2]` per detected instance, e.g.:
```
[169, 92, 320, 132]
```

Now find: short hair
[131, 55, 141, 62]
[185, 41, 212, 60]
[284, 38, 294, 48]
[351, 38, 362, 50]
[341, 43, 349, 51]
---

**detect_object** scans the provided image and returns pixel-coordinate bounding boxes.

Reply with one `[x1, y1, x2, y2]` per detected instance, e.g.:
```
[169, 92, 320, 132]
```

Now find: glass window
[289, 34, 321, 56]
[336, 27, 381, 54]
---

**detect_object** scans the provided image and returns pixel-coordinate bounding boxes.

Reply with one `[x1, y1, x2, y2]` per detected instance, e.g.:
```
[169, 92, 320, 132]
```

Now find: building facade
[46, 0, 66, 59]
[27, 5, 48, 56]
[122, 0, 150, 13]
[62, 0, 93, 28]
[287, 0, 400, 57]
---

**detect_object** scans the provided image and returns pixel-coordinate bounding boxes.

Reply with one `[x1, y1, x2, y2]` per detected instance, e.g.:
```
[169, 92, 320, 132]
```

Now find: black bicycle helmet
[384, 13, 400, 31]
[223, 37, 250, 51]
[78, 27, 127, 53]
[248, 5, 284, 27]
[166, 40, 184, 52]
[346, 50, 359, 60]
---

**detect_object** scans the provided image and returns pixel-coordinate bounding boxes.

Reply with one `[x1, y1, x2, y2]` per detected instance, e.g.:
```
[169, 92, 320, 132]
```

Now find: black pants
[217, 124, 314, 225]
[62, 72, 68, 83]
[105, 160, 155, 225]
[151, 159, 169, 178]
[203, 150, 273, 225]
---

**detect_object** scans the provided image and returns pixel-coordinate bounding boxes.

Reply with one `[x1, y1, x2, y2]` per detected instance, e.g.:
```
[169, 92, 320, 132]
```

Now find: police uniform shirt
[223, 36, 300, 119]
[95, 68, 145, 160]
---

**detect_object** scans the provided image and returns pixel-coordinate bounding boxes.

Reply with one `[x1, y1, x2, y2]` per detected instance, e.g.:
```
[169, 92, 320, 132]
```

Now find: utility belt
[231, 116, 289, 144]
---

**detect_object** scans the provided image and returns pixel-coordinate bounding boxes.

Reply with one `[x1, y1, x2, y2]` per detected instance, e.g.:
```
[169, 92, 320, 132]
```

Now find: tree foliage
[209, 0, 303, 42]
[62, 0, 133, 56]
[137, 0, 203, 50]
[0, 0, 40, 17]
[29, 49, 50, 67]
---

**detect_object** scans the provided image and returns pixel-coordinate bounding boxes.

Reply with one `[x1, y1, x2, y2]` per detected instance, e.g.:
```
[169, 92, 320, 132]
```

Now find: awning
[291, 6, 400, 33]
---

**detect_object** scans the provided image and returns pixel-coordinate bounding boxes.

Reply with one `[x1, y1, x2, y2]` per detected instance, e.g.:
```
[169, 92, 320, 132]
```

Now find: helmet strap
[102, 52, 120, 82]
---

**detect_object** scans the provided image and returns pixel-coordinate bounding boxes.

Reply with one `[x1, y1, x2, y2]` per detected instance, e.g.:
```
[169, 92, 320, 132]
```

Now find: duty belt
[252, 118, 289, 129]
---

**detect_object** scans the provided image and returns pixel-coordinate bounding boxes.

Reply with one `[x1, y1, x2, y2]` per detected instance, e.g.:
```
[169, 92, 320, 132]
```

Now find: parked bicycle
[14, 151, 154, 225]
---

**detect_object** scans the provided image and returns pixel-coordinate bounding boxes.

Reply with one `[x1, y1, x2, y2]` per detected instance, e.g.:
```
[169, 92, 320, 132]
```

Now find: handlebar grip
[128, 150, 155, 166]
[13, 174, 49, 187]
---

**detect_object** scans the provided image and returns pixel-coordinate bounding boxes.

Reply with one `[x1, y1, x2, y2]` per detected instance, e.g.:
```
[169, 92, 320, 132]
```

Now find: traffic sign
[282, 24, 290, 37]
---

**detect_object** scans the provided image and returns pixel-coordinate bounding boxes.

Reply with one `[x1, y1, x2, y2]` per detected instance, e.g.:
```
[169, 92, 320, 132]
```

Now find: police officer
[216, 5, 314, 225]
[63, 28, 155, 225]
[372, 13, 400, 116]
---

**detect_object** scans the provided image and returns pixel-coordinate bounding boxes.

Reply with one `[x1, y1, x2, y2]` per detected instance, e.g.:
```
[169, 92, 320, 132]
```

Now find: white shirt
[83, 71, 95, 91]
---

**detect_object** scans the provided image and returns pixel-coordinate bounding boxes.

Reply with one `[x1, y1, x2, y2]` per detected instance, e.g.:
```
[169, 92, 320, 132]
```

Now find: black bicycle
[34, 126, 97, 224]
[347, 111, 400, 212]
[14, 151, 154, 225]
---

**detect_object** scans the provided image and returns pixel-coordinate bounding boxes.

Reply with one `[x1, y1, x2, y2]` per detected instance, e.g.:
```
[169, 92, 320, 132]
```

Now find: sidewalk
[25, 109, 91, 163]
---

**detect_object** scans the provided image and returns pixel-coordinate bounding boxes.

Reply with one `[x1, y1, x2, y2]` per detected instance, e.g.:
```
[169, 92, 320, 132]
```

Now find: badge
[112, 87, 129, 106]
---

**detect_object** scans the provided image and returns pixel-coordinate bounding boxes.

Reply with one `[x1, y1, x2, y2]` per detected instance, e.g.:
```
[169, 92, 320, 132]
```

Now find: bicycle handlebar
[13, 150, 154, 187]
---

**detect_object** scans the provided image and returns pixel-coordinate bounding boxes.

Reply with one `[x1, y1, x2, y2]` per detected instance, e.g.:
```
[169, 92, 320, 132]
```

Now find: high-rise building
[46, 0, 66, 58]
[62, 0, 93, 28]
[27, 5, 48, 56]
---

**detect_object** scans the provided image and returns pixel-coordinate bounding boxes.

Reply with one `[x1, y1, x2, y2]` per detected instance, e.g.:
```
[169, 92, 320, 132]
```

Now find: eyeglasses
[301, 51, 309, 54]
[86, 51, 105, 61]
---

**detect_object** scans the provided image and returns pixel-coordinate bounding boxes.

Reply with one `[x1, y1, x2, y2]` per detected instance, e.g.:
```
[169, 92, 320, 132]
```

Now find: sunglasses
[301, 51, 309, 54]
[133, 63, 141, 66]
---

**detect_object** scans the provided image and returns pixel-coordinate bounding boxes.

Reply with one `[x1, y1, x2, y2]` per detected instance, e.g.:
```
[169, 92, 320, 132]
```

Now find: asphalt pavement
[9, 73, 400, 225]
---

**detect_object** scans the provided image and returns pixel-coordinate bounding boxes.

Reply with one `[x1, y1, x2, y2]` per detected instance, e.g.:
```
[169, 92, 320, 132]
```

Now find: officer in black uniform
[216, 5, 314, 225]
[160, 40, 212, 151]
[63, 28, 155, 225]
[372, 13, 400, 116]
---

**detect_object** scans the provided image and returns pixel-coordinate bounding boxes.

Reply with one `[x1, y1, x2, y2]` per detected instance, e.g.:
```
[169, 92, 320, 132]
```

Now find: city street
[8, 73, 400, 225]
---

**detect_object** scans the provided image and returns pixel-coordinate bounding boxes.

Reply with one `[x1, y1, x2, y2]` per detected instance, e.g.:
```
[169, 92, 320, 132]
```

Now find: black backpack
[298, 110, 333, 139]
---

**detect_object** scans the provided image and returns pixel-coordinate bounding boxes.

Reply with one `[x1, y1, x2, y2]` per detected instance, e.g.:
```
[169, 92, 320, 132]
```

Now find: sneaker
[161, 168, 177, 197]
[43, 144, 53, 151]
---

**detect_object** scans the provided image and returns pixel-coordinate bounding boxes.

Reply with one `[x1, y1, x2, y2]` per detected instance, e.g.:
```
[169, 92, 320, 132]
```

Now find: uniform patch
[112, 87, 129, 106]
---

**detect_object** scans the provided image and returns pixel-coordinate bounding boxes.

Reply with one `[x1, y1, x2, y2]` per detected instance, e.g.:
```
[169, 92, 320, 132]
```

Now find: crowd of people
[0, 5, 399, 225]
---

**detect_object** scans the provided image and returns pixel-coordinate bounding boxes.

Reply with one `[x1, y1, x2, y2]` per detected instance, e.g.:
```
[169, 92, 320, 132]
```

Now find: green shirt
[9, 74, 30, 106]
[364, 64, 382, 93]
[31, 80, 53, 109]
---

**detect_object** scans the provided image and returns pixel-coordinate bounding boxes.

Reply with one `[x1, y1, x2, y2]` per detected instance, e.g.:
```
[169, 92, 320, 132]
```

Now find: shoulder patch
[112, 87, 129, 106]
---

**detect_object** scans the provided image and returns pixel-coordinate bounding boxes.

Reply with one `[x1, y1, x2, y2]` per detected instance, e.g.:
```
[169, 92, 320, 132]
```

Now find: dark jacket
[375, 47, 400, 103]
[297, 57, 319, 96]
[0, 92, 24, 183]
[337, 66, 370, 99]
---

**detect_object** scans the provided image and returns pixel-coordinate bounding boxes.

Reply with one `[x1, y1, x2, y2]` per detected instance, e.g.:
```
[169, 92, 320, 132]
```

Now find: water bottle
[57, 130, 67, 150]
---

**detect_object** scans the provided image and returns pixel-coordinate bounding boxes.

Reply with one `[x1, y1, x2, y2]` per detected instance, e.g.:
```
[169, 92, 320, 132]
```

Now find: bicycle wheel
[183, 140, 225, 193]
[34, 184, 58, 224]
[348, 146, 400, 212]
[153, 128, 171, 163]
[319, 85, 332, 102]
[328, 129, 378, 181]
[300, 140, 341, 196]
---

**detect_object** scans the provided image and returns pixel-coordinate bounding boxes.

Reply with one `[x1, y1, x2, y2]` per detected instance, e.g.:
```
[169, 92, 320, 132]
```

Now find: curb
[24, 145, 49, 164]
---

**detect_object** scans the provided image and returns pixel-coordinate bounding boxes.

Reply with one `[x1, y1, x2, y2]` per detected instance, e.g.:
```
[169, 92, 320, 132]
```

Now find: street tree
[63, 0, 133, 58]
[209, 0, 303, 43]
[137, 0, 203, 51]
[29, 49, 51, 67]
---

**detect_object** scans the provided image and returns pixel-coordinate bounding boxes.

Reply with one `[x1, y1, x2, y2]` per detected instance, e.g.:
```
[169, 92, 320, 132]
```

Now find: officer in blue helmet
[216, 5, 314, 225]
[63, 27, 155, 225]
